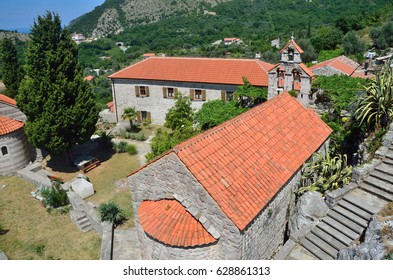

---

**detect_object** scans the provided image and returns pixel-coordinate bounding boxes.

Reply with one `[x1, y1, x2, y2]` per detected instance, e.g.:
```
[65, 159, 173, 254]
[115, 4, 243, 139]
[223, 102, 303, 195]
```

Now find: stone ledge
[325, 182, 358, 207]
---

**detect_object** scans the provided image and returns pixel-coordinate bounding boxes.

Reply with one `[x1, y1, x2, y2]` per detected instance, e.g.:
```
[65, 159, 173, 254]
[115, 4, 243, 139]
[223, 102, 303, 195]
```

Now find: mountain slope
[68, 0, 232, 37]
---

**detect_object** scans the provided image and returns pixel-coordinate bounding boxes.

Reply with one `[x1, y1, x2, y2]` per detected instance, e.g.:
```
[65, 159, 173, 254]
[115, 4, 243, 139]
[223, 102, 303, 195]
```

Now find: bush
[98, 131, 113, 148]
[114, 141, 128, 153]
[41, 182, 70, 209]
[127, 144, 138, 155]
[98, 202, 126, 228]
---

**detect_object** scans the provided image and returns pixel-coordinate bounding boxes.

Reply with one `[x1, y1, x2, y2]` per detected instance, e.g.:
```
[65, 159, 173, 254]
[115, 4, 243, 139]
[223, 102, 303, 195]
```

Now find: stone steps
[359, 183, 393, 202]
[363, 176, 393, 195]
[300, 239, 334, 260]
[316, 222, 352, 246]
[70, 210, 93, 232]
[336, 200, 372, 221]
[327, 210, 364, 234]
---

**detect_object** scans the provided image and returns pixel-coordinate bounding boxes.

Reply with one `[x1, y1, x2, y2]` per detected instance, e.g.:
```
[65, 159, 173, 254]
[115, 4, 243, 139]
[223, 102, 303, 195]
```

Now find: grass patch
[379, 202, 393, 217]
[0, 177, 101, 260]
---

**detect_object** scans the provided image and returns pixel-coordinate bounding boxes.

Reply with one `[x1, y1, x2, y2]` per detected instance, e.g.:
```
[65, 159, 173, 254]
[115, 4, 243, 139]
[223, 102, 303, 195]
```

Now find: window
[293, 71, 301, 82]
[288, 48, 294, 61]
[137, 111, 151, 122]
[163, 87, 176, 98]
[1, 146, 8, 156]
[190, 89, 206, 101]
[135, 86, 150, 97]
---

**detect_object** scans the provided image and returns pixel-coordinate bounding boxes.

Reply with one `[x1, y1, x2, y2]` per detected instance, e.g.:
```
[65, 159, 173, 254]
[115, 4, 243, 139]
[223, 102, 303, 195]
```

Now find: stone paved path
[286, 146, 393, 260]
[112, 229, 142, 260]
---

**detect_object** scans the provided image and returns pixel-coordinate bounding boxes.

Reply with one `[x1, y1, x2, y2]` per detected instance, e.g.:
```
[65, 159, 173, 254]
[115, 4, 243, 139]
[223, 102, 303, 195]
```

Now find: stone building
[0, 94, 31, 175]
[128, 93, 332, 260]
[109, 57, 273, 125]
[268, 38, 315, 107]
[309, 55, 359, 77]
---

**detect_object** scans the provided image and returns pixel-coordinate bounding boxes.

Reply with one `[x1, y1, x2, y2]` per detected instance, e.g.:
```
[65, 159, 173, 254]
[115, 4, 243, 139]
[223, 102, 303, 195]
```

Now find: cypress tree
[0, 37, 23, 98]
[17, 12, 98, 163]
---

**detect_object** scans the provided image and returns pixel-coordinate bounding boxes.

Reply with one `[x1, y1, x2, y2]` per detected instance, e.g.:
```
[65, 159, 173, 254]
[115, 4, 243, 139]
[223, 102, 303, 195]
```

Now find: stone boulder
[289, 191, 329, 240]
[338, 216, 393, 260]
[0, 251, 8, 260]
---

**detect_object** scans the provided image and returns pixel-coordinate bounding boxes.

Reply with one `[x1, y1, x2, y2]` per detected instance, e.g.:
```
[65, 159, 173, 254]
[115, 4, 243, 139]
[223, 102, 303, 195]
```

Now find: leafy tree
[0, 37, 23, 98]
[196, 100, 247, 131]
[98, 202, 126, 228]
[16, 12, 98, 164]
[122, 107, 138, 130]
[311, 27, 343, 53]
[299, 151, 352, 195]
[342, 31, 365, 56]
[297, 38, 317, 63]
[317, 48, 344, 62]
[235, 77, 267, 108]
[370, 27, 388, 50]
[164, 93, 194, 130]
[354, 63, 393, 130]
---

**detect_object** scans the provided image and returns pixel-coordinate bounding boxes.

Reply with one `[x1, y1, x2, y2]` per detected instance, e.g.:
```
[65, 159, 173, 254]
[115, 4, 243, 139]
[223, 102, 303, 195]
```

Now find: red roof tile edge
[0, 94, 17, 106]
[0, 115, 24, 136]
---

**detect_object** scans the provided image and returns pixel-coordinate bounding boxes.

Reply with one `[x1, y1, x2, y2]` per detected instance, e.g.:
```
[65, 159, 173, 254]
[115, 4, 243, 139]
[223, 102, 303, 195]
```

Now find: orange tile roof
[84, 75, 94, 81]
[0, 115, 24, 136]
[109, 57, 274, 87]
[299, 63, 315, 78]
[131, 93, 332, 231]
[106, 101, 114, 112]
[0, 94, 17, 106]
[280, 39, 304, 54]
[143, 53, 156, 58]
[309, 55, 359, 76]
[138, 199, 217, 247]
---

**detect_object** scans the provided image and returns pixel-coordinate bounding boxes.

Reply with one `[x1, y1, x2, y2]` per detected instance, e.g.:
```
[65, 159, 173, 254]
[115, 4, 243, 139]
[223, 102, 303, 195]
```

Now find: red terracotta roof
[0, 115, 24, 135]
[309, 55, 359, 76]
[143, 53, 156, 58]
[172, 93, 331, 230]
[138, 199, 217, 247]
[280, 39, 304, 54]
[109, 57, 274, 87]
[84, 75, 94, 81]
[106, 101, 114, 112]
[299, 63, 315, 78]
[0, 94, 17, 106]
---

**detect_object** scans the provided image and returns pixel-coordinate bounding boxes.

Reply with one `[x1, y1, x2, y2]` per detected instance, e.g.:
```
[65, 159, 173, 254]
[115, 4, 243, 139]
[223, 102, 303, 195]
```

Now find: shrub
[114, 141, 128, 153]
[41, 182, 70, 209]
[98, 131, 113, 148]
[127, 144, 138, 155]
[98, 202, 126, 228]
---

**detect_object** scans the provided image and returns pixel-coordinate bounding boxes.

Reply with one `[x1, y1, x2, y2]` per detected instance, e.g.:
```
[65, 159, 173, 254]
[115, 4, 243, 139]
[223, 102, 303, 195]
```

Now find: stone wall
[128, 152, 241, 260]
[112, 79, 239, 125]
[241, 169, 300, 259]
[311, 66, 345, 77]
[0, 128, 31, 176]
[0, 102, 26, 122]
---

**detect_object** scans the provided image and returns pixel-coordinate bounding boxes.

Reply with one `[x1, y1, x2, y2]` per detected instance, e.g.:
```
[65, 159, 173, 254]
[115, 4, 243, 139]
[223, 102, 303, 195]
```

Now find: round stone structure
[0, 116, 31, 176]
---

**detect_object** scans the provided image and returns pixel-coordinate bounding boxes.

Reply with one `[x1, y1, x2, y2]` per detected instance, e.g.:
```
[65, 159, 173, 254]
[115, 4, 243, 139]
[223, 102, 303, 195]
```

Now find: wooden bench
[81, 159, 101, 173]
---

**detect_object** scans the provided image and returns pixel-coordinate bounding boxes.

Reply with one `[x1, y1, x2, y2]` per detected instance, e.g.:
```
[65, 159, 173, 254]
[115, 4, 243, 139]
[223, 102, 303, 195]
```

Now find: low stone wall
[16, 162, 52, 187]
[100, 223, 114, 260]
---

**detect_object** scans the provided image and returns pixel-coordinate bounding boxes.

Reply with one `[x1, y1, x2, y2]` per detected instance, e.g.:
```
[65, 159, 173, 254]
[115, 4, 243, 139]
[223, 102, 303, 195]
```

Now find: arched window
[1, 146, 8, 156]
[288, 48, 294, 61]
[293, 70, 301, 82]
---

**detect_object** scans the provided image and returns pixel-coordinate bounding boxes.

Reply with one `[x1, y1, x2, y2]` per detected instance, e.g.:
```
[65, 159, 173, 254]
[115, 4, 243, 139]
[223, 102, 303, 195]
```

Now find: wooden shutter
[135, 86, 140, 97]
[202, 90, 206, 101]
[163, 87, 167, 98]
[147, 112, 151, 120]
[145, 86, 150, 97]
[137, 111, 142, 122]
[190, 89, 195, 101]
[221, 90, 226, 101]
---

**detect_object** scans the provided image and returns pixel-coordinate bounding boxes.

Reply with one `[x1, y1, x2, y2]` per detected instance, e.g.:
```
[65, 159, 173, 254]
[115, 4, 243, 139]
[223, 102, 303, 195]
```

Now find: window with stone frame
[137, 111, 151, 122]
[190, 89, 206, 101]
[293, 70, 301, 82]
[195, 89, 203, 100]
[288, 48, 294, 61]
[135, 86, 150, 97]
[1, 146, 8, 156]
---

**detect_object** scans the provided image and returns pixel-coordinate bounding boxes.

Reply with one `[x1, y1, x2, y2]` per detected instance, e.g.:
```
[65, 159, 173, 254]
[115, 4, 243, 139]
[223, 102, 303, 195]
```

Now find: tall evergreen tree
[0, 37, 23, 98]
[17, 12, 98, 163]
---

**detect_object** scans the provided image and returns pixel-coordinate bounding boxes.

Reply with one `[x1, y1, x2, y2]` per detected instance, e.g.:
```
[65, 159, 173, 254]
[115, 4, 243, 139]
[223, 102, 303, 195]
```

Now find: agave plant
[299, 151, 353, 195]
[354, 63, 393, 130]
[98, 202, 126, 228]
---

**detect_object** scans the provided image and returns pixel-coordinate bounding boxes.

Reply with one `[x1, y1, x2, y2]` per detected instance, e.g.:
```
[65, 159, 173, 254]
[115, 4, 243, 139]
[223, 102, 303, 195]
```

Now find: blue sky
[0, 0, 105, 31]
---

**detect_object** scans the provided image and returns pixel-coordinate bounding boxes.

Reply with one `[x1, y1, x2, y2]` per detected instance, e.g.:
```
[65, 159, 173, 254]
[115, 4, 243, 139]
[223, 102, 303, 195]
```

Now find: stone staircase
[296, 148, 393, 260]
[70, 210, 93, 233]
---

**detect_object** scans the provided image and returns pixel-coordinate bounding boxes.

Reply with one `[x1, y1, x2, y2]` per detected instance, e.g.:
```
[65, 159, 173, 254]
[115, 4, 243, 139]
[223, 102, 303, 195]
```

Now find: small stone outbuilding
[128, 93, 332, 260]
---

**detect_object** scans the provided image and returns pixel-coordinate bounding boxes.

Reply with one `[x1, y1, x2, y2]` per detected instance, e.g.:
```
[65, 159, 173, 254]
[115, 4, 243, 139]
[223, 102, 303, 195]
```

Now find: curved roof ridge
[0, 94, 17, 106]
[0, 115, 24, 136]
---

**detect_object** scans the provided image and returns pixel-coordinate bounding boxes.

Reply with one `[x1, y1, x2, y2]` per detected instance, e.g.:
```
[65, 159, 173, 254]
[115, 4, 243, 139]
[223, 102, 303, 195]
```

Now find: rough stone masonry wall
[112, 79, 238, 125]
[0, 128, 31, 176]
[0, 102, 26, 122]
[241, 169, 301, 259]
[128, 152, 242, 260]
[311, 66, 345, 77]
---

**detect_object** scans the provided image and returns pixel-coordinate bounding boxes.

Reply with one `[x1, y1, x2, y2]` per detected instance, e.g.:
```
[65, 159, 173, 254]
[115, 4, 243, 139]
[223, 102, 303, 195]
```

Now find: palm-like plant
[98, 202, 126, 228]
[354, 63, 393, 130]
[122, 107, 138, 131]
[299, 151, 353, 195]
